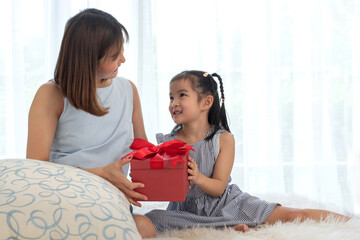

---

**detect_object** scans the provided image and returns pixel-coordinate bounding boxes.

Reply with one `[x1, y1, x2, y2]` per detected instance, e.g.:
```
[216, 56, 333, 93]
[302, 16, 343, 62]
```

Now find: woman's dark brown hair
[54, 8, 129, 116]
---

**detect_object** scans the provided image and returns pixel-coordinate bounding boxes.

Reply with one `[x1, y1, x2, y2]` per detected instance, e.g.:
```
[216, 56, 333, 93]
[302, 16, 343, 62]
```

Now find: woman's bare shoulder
[38, 80, 61, 95]
[32, 80, 63, 115]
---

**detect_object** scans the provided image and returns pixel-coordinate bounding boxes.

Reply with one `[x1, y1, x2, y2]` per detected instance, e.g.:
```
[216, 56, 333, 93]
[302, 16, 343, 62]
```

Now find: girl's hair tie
[203, 72, 209, 77]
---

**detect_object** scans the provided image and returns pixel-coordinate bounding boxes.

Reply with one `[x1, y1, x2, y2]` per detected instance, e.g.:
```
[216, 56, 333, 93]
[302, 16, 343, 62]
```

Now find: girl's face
[96, 46, 125, 83]
[169, 78, 203, 125]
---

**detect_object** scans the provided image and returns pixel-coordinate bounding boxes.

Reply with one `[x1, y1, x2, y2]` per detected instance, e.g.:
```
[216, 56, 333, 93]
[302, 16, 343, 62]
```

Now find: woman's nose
[118, 55, 125, 65]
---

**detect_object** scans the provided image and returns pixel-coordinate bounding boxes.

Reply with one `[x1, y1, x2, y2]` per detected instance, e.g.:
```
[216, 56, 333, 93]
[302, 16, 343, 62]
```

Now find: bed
[1, 158, 359, 240]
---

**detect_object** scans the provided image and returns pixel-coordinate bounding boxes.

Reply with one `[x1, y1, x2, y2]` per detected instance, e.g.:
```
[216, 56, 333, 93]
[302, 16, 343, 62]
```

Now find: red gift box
[126, 138, 194, 201]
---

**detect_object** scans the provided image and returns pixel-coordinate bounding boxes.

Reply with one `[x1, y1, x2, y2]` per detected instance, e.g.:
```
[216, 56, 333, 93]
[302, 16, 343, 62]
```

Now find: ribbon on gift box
[125, 138, 195, 169]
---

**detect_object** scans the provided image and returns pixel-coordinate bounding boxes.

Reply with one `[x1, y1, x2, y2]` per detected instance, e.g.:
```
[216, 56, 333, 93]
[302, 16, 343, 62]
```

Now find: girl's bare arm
[188, 131, 235, 197]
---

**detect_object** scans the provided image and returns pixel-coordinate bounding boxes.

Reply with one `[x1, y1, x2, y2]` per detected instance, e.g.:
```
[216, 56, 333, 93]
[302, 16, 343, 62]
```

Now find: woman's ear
[201, 95, 214, 110]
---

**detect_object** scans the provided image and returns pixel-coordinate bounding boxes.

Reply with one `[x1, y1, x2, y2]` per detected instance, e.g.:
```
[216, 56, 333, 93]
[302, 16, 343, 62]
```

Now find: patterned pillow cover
[0, 159, 141, 240]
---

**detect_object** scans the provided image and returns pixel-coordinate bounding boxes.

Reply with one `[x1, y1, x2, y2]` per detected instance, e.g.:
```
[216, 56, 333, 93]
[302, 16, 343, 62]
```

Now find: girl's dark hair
[54, 8, 129, 116]
[170, 70, 230, 140]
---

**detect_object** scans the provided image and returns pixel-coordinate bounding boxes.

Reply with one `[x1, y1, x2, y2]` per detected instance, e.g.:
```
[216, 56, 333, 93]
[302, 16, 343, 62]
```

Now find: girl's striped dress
[145, 128, 279, 233]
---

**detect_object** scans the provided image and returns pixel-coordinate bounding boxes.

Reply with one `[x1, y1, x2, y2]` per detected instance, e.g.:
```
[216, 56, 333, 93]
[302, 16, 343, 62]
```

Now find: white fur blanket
[134, 193, 360, 240]
[154, 217, 360, 240]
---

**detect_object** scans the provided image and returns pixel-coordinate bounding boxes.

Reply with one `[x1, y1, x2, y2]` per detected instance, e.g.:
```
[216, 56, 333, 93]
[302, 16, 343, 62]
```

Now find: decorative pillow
[0, 159, 141, 240]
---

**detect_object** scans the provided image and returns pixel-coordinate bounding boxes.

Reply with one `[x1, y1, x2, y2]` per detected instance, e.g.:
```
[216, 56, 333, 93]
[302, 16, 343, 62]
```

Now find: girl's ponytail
[203, 73, 230, 140]
[211, 73, 225, 103]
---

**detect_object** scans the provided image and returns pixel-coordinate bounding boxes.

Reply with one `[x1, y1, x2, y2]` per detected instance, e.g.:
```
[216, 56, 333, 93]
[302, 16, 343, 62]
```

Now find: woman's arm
[130, 81, 147, 141]
[27, 81, 147, 206]
[188, 131, 235, 197]
[27, 82, 63, 161]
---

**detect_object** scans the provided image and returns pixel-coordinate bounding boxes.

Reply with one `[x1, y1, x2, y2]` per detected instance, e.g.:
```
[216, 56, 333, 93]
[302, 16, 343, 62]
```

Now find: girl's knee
[133, 214, 156, 238]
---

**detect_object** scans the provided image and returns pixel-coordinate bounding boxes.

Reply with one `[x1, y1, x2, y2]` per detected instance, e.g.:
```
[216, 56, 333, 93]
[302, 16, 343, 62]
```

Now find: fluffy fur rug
[154, 217, 360, 240]
[135, 193, 360, 240]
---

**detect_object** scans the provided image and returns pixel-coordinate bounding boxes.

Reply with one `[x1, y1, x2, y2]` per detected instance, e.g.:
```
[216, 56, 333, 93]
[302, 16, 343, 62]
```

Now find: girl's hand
[188, 156, 203, 185]
[87, 156, 148, 207]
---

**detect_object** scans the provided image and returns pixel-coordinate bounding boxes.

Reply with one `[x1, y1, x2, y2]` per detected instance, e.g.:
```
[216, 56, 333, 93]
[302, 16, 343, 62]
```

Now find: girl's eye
[169, 96, 174, 100]
[180, 93, 186, 97]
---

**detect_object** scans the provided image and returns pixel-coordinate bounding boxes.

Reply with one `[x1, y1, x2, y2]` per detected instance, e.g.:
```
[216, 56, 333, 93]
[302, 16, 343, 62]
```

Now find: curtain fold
[0, 0, 359, 215]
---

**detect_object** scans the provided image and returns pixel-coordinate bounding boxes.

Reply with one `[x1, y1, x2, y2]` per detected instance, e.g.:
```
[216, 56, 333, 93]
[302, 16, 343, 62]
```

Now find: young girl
[145, 70, 350, 234]
[26, 8, 155, 238]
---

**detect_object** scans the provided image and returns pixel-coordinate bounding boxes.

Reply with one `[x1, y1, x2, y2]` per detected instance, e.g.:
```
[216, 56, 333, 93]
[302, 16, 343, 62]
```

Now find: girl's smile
[171, 109, 183, 121]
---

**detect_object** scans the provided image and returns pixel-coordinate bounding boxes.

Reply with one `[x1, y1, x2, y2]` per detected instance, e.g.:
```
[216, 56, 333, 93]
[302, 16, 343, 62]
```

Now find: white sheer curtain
[0, 0, 359, 215]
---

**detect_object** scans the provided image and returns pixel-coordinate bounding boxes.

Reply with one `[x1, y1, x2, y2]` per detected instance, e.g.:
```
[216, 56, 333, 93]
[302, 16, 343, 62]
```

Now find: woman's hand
[188, 156, 204, 185]
[87, 156, 148, 207]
